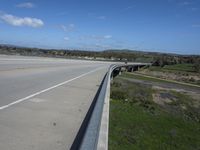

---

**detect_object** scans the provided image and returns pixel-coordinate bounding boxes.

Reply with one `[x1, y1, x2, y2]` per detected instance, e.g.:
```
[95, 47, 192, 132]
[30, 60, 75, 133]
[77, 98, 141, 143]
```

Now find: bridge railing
[72, 63, 151, 150]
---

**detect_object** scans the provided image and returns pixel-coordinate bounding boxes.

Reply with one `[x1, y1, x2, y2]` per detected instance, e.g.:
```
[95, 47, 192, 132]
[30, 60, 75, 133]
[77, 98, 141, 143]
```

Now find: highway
[0, 55, 111, 150]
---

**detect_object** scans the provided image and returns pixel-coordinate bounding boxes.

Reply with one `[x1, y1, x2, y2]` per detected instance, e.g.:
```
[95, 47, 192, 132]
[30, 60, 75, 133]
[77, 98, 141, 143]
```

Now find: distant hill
[0, 44, 199, 66]
[103, 49, 195, 57]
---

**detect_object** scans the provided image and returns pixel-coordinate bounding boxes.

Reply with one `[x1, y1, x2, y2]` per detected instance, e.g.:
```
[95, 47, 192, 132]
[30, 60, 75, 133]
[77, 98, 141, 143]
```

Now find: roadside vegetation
[149, 63, 196, 72]
[137, 63, 200, 86]
[109, 73, 200, 150]
[163, 64, 196, 72]
[122, 72, 200, 87]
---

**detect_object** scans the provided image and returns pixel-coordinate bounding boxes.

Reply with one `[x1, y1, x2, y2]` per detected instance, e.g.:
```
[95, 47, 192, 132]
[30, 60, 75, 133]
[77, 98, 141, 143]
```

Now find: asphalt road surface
[0, 55, 111, 150]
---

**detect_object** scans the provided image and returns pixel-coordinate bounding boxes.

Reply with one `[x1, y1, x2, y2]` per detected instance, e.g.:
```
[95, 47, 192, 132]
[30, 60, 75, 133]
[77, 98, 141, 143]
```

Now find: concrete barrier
[72, 63, 151, 150]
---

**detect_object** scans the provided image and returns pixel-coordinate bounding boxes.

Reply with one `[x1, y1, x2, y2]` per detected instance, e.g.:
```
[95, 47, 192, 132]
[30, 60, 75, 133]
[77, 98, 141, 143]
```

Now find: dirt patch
[139, 69, 200, 85]
[152, 86, 200, 108]
[152, 92, 176, 106]
[186, 93, 200, 108]
[152, 85, 188, 93]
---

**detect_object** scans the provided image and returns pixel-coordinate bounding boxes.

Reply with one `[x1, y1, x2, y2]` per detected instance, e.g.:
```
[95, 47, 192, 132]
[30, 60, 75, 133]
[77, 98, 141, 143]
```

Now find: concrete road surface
[0, 55, 111, 150]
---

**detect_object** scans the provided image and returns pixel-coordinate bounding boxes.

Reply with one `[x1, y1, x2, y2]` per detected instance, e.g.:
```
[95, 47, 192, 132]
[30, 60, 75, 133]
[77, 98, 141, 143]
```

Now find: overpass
[0, 55, 150, 150]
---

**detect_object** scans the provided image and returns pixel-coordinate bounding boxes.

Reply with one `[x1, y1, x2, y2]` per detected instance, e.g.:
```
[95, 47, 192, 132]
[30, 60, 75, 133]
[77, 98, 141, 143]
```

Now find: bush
[111, 89, 127, 100]
[189, 77, 195, 82]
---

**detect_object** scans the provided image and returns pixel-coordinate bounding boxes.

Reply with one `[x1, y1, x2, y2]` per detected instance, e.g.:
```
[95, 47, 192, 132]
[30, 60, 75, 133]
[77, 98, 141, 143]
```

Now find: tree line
[0, 45, 199, 72]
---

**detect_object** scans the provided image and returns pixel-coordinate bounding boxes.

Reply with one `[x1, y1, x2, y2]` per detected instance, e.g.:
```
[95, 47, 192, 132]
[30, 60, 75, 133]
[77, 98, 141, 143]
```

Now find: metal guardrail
[71, 63, 151, 150]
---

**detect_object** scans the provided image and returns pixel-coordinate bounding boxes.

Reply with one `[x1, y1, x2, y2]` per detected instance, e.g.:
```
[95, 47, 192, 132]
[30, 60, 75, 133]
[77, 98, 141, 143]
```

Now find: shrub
[111, 89, 127, 101]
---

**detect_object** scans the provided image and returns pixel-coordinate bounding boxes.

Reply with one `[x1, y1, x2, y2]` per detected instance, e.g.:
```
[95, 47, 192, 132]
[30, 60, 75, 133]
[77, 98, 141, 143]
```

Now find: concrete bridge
[0, 55, 150, 150]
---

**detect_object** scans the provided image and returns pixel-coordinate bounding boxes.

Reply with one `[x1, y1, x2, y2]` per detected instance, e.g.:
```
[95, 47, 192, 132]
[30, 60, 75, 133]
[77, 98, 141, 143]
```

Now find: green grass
[121, 72, 200, 87]
[168, 91, 200, 122]
[148, 66, 164, 72]
[109, 77, 200, 150]
[149, 64, 196, 73]
[163, 64, 195, 72]
[121, 72, 178, 85]
[122, 72, 166, 82]
[109, 100, 200, 150]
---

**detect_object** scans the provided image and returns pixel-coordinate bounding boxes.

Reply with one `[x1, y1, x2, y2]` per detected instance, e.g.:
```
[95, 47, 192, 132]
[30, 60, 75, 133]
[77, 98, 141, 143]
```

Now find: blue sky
[0, 0, 200, 54]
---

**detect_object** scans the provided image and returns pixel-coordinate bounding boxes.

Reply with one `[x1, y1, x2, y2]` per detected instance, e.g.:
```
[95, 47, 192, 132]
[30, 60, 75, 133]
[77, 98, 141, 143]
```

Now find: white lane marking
[0, 67, 104, 110]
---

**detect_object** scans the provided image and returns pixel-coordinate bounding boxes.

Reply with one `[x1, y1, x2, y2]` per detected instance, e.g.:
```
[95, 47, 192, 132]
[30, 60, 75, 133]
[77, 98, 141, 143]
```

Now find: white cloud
[123, 5, 135, 11]
[64, 37, 70, 41]
[192, 24, 200, 28]
[179, 1, 192, 6]
[97, 16, 106, 20]
[104, 35, 112, 39]
[191, 7, 198, 11]
[79, 35, 112, 41]
[182, 1, 191, 5]
[16, 2, 35, 8]
[61, 24, 75, 32]
[0, 13, 44, 27]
